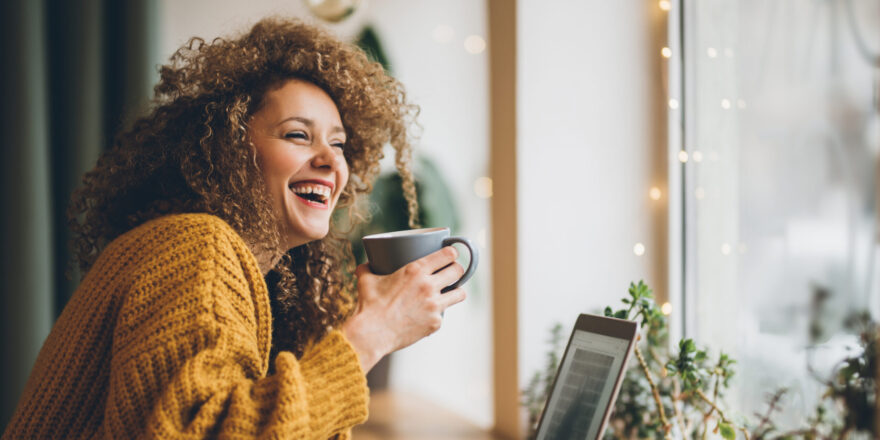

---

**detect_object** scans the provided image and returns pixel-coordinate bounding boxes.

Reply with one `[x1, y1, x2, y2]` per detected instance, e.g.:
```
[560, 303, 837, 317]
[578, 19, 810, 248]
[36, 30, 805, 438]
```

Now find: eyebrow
[276, 116, 346, 135]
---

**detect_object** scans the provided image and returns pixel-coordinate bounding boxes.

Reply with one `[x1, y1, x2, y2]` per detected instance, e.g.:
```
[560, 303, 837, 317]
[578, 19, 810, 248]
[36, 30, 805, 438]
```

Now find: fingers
[407, 246, 459, 276]
[432, 261, 465, 289]
[438, 288, 467, 310]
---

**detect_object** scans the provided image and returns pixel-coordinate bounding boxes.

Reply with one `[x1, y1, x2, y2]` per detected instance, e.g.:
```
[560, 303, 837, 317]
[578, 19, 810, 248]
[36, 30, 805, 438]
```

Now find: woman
[3, 18, 466, 439]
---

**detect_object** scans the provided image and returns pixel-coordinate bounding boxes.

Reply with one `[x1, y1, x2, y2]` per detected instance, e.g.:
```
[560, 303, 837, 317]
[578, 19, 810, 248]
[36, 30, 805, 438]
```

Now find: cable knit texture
[3, 213, 368, 439]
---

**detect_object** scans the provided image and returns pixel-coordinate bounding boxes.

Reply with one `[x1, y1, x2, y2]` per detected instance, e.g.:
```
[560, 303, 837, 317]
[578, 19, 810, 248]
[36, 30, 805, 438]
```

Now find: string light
[721, 243, 732, 255]
[678, 150, 689, 163]
[473, 177, 493, 198]
[668, 98, 679, 109]
[661, 302, 673, 315]
[707, 47, 718, 58]
[633, 242, 646, 256]
[659, 0, 671, 11]
[692, 150, 703, 162]
[721, 99, 731, 109]
[661, 47, 672, 58]
[649, 187, 662, 200]
[464, 35, 486, 54]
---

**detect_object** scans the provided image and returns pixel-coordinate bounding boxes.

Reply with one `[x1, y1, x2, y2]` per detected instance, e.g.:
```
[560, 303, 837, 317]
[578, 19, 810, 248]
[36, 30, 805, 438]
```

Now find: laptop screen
[535, 328, 632, 439]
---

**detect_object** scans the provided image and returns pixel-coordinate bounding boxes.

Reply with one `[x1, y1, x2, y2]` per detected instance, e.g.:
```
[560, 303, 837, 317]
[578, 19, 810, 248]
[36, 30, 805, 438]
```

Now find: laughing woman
[3, 18, 467, 439]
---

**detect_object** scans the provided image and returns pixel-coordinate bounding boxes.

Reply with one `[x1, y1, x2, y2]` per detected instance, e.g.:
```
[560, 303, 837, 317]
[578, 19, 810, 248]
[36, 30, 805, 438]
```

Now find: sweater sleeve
[101, 219, 368, 439]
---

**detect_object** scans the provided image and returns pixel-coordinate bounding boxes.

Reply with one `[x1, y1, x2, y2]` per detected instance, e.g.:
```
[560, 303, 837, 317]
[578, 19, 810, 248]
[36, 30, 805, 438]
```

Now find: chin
[284, 225, 330, 248]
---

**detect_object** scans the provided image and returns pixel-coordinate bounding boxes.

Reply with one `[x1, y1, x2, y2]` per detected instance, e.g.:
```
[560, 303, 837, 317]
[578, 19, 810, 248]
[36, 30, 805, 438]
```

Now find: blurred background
[1, 0, 877, 438]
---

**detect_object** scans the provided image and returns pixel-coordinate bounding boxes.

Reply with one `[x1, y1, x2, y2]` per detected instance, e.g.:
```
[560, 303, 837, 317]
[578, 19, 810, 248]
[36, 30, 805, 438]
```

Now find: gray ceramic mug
[362, 227, 479, 293]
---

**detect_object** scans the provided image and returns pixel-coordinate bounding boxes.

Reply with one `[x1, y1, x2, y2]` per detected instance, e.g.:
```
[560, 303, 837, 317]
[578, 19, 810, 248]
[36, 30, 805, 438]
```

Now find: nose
[311, 141, 343, 170]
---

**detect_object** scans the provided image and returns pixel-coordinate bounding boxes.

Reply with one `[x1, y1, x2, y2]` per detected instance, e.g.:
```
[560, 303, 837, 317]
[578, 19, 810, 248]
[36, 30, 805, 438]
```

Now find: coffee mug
[362, 227, 479, 293]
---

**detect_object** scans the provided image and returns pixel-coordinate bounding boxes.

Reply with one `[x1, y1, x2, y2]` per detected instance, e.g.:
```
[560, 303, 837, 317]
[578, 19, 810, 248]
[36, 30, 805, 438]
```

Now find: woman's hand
[341, 246, 468, 372]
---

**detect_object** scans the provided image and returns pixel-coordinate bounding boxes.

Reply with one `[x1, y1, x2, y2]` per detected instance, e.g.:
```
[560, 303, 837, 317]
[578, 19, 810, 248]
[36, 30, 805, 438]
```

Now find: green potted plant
[522, 282, 878, 439]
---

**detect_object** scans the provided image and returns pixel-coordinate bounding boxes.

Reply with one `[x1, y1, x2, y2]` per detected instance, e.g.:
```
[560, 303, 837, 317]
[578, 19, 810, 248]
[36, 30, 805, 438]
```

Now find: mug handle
[440, 236, 479, 293]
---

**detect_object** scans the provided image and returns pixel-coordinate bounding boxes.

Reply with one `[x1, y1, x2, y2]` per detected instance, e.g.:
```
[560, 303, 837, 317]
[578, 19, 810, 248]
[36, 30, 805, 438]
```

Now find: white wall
[516, 0, 660, 389]
[158, 0, 493, 428]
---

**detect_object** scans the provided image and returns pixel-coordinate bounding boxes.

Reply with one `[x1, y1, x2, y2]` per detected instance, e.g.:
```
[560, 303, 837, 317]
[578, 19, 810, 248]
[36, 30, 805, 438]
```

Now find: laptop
[534, 313, 639, 440]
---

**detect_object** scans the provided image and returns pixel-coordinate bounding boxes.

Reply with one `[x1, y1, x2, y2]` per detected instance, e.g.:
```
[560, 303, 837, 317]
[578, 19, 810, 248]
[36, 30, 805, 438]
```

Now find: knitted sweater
[3, 213, 369, 439]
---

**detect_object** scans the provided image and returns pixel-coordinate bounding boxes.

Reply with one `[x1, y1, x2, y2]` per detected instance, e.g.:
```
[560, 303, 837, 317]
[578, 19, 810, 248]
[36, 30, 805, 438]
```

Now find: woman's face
[249, 79, 350, 249]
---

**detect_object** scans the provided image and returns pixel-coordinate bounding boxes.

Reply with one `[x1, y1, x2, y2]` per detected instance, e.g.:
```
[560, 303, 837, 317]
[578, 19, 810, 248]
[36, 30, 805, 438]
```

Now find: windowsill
[352, 390, 505, 440]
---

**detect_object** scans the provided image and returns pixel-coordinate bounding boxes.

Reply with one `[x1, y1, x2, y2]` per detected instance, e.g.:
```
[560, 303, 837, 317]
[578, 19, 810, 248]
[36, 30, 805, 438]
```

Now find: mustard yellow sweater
[3, 213, 368, 439]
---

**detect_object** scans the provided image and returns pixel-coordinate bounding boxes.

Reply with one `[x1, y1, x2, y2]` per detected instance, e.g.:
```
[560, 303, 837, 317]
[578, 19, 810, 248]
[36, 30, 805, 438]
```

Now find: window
[675, 0, 879, 425]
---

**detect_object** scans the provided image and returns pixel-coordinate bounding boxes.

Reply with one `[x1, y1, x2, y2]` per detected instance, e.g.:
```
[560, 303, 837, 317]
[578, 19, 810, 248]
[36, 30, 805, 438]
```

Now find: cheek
[260, 146, 305, 182]
[341, 164, 350, 184]
[338, 156, 350, 183]
[337, 171, 350, 199]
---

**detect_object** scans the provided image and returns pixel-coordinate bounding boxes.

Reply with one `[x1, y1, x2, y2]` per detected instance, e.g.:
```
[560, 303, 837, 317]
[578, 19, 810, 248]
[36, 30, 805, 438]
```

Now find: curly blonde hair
[69, 17, 420, 357]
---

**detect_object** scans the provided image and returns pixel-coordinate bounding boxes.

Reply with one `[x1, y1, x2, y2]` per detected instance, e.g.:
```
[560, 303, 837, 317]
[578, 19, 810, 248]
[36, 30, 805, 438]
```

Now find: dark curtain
[0, 0, 158, 430]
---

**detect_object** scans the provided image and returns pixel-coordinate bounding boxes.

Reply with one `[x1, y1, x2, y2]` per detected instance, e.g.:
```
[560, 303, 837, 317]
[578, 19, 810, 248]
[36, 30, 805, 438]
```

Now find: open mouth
[289, 182, 331, 207]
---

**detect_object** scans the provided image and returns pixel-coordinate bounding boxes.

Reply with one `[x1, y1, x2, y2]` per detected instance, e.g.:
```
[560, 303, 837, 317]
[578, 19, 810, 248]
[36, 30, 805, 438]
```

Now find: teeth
[289, 183, 332, 202]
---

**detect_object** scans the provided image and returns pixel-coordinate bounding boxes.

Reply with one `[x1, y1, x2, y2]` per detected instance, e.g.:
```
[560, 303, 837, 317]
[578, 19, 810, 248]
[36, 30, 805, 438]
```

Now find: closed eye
[284, 131, 308, 140]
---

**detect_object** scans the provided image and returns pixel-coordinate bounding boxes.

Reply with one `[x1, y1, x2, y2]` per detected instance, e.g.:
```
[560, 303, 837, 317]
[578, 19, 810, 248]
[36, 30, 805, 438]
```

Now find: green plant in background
[800, 309, 877, 439]
[347, 23, 462, 264]
[829, 312, 877, 436]
[522, 323, 566, 434]
[521, 281, 878, 440]
[356, 25, 391, 72]
[345, 156, 461, 265]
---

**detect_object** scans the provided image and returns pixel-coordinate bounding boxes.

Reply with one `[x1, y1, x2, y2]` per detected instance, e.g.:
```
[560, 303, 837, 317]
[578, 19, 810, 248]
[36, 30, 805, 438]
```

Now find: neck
[251, 246, 283, 276]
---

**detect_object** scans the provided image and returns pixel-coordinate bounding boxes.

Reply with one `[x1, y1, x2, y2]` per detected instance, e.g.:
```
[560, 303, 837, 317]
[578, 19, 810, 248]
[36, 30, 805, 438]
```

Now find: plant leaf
[718, 422, 736, 440]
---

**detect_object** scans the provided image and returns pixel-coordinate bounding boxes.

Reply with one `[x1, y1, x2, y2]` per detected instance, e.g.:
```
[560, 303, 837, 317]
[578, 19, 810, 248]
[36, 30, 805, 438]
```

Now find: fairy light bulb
[661, 302, 673, 315]
[473, 177, 493, 198]
[633, 243, 646, 256]
[649, 187, 662, 200]
[661, 47, 672, 58]
[678, 150, 689, 163]
[659, 0, 671, 11]
[464, 35, 486, 54]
